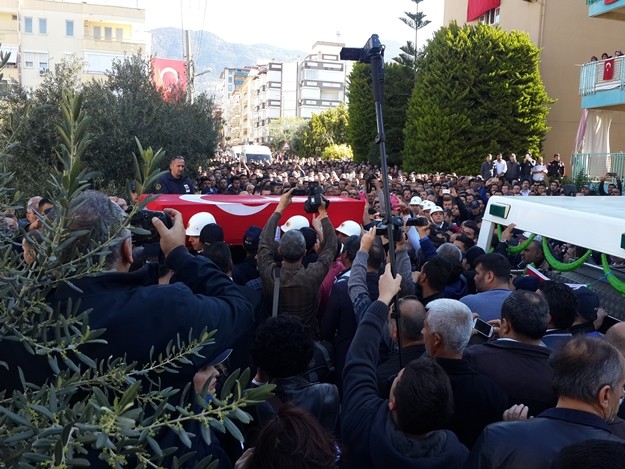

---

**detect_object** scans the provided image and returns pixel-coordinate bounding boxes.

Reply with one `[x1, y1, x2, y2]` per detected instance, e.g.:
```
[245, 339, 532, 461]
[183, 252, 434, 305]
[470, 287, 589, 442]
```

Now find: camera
[304, 182, 330, 214]
[374, 216, 404, 240]
[130, 209, 173, 245]
[405, 216, 430, 227]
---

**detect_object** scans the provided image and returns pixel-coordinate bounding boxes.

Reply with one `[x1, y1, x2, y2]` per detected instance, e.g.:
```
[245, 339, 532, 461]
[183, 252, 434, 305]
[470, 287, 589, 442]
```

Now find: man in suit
[464, 290, 557, 417]
[423, 298, 508, 447]
[467, 336, 625, 468]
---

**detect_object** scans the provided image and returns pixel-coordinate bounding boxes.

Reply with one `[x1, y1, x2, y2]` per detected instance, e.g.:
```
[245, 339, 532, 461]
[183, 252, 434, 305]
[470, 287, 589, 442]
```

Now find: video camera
[374, 216, 404, 240]
[129, 209, 173, 245]
[304, 181, 330, 214]
[405, 216, 430, 227]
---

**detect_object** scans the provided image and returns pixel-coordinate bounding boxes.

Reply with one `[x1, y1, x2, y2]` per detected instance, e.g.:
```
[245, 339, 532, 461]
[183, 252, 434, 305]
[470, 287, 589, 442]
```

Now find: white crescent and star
[179, 195, 271, 216]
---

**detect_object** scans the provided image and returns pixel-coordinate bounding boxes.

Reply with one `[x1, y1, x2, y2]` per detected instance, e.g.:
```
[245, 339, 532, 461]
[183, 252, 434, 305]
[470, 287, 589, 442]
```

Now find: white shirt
[531, 164, 547, 182]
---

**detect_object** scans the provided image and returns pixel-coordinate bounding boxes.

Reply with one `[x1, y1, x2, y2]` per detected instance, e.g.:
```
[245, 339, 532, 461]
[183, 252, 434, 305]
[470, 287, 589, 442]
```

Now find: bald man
[376, 296, 427, 398]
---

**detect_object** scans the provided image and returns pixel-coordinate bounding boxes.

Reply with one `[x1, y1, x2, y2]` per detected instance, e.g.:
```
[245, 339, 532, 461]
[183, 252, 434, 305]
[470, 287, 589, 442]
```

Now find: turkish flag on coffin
[604, 58, 615, 80]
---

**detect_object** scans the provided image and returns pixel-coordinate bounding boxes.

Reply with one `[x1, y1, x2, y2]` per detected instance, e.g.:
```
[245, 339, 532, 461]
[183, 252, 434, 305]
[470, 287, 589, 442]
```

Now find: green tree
[266, 116, 308, 154]
[82, 54, 218, 194]
[321, 143, 353, 161]
[393, 0, 431, 69]
[346, 63, 414, 166]
[346, 63, 377, 164]
[1, 56, 84, 195]
[300, 104, 349, 158]
[0, 53, 218, 196]
[403, 22, 553, 174]
[0, 90, 272, 467]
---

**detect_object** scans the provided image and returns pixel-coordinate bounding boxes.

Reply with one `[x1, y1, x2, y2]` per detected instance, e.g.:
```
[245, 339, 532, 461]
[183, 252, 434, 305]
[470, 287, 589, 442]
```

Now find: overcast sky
[143, 0, 444, 51]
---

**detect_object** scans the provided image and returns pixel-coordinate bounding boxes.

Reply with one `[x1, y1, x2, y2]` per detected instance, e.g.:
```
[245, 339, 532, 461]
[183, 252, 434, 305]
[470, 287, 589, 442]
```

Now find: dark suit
[320, 270, 380, 393]
[467, 408, 625, 469]
[376, 344, 426, 398]
[464, 339, 556, 417]
[436, 358, 508, 448]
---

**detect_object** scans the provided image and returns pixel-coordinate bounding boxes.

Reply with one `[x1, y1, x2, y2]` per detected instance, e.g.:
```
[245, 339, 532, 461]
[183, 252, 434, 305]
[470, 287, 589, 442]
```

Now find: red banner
[604, 58, 615, 80]
[152, 58, 187, 100]
[467, 0, 501, 22]
[605, 0, 619, 4]
[144, 194, 365, 246]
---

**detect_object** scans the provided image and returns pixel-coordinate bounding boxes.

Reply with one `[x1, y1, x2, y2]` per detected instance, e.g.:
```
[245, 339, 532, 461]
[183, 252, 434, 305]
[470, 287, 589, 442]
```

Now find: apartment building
[0, 0, 148, 89]
[221, 41, 352, 145]
[443, 0, 625, 171]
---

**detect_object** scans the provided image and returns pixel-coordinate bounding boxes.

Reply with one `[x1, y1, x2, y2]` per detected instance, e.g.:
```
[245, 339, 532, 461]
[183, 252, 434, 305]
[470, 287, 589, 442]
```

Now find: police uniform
[154, 173, 195, 194]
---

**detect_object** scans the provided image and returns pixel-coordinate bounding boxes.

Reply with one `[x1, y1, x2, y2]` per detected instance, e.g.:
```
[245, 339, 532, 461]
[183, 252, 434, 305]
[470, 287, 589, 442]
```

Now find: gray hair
[437, 243, 462, 263]
[26, 196, 42, 212]
[67, 190, 130, 268]
[426, 299, 473, 354]
[551, 336, 625, 405]
[279, 229, 306, 262]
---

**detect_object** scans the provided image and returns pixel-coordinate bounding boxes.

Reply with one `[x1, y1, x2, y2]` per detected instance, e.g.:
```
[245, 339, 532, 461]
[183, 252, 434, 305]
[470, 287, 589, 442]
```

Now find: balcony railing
[580, 56, 624, 96]
[587, 0, 625, 16]
[572, 152, 625, 179]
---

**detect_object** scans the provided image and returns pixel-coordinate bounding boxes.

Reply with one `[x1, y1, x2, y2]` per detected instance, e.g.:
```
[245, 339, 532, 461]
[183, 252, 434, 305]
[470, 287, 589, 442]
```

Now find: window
[104, 27, 112, 41]
[39, 18, 47, 34]
[23, 52, 34, 68]
[94, 26, 101, 39]
[66, 20, 74, 37]
[24, 17, 33, 33]
[39, 53, 49, 72]
[116, 28, 123, 41]
[479, 8, 500, 25]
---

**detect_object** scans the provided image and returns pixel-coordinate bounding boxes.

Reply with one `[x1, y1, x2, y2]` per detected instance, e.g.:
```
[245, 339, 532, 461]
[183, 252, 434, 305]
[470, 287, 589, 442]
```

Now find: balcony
[587, 0, 625, 19]
[572, 152, 625, 179]
[579, 56, 625, 110]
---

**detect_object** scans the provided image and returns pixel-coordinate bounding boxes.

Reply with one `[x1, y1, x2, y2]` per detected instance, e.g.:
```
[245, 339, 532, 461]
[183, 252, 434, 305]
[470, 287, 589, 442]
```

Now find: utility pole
[185, 29, 194, 104]
[17, 0, 23, 86]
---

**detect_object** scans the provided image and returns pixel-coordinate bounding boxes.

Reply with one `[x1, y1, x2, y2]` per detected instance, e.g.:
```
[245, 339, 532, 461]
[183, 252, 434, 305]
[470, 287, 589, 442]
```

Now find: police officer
[154, 155, 196, 194]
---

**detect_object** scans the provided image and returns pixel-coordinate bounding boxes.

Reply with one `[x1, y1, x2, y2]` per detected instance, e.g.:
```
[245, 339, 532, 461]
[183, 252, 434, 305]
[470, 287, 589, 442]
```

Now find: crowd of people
[590, 50, 624, 62]
[2, 151, 625, 468]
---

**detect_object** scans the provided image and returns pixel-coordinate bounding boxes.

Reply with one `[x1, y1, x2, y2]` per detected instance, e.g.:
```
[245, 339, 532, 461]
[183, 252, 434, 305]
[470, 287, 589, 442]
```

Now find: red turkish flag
[152, 57, 187, 101]
[604, 58, 615, 80]
[605, 0, 618, 4]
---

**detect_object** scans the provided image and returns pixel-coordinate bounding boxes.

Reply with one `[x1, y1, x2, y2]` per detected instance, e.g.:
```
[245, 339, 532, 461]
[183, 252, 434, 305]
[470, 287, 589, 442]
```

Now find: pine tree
[393, 0, 431, 69]
[403, 22, 552, 174]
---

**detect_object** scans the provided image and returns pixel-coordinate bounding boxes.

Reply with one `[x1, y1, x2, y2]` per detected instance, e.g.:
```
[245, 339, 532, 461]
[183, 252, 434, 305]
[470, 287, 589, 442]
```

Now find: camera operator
[257, 188, 338, 334]
[0, 190, 255, 467]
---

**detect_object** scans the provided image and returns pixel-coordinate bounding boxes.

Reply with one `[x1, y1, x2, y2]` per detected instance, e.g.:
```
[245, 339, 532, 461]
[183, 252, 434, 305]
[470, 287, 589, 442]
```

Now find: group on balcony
[589, 50, 624, 62]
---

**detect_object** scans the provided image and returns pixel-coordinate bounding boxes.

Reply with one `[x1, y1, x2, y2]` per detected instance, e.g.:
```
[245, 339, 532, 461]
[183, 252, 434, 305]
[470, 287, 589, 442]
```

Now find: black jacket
[376, 344, 426, 398]
[1, 247, 255, 468]
[436, 358, 508, 448]
[466, 408, 625, 469]
[341, 301, 469, 469]
[320, 269, 379, 393]
[463, 339, 556, 417]
[154, 172, 195, 194]
[247, 375, 340, 439]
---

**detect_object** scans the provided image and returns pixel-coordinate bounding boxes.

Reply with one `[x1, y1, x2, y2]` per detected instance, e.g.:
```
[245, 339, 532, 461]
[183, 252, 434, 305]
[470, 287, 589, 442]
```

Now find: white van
[230, 145, 273, 163]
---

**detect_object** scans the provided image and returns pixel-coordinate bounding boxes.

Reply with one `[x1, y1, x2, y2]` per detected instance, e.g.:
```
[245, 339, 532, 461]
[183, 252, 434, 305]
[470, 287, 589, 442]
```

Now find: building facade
[0, 0, 148, 89]
[443, 0, 625, 172]
[220, 41, 353, 146]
